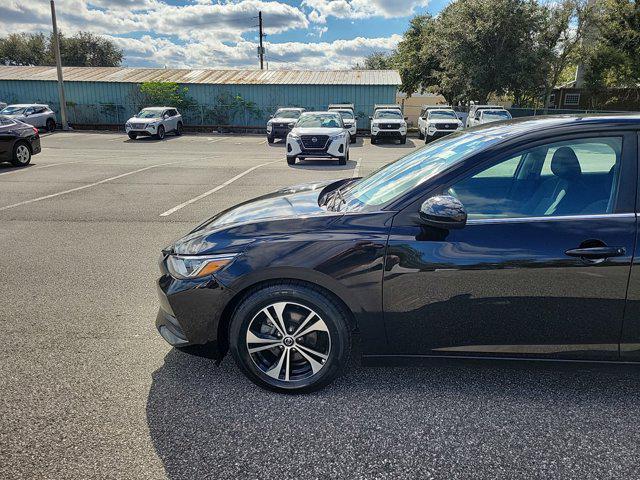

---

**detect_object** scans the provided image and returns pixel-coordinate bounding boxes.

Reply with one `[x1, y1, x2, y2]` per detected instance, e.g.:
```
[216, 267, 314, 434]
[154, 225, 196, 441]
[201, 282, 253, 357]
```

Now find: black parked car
[0, 115, 41, 167]
[157, 114, 640, 392]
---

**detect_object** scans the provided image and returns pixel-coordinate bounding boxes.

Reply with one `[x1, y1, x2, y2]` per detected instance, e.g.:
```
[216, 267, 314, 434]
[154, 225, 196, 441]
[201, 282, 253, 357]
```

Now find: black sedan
[157, 114, 640, 392]
[0, 115, 41, 166]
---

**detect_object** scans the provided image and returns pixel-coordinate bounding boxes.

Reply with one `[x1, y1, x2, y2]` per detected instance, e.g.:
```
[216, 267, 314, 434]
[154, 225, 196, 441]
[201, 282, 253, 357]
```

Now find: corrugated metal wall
[0, 80, 397, 128]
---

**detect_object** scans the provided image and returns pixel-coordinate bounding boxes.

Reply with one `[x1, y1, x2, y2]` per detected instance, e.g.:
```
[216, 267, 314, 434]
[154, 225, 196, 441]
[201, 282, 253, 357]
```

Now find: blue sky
[1, 1, 450, 69]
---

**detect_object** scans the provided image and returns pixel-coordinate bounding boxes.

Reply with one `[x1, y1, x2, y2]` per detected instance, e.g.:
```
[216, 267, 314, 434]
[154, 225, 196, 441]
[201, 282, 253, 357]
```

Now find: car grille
[275, 123, 289, 128]
[131, 123, 146, 129]
[380, 123, 400, 130]
[439, 124, 457, 130]
[300, 135, 329, 149]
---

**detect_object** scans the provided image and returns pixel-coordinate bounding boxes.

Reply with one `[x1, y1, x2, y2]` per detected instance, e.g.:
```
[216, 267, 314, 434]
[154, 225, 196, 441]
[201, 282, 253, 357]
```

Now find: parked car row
[417, 104, 513, 144]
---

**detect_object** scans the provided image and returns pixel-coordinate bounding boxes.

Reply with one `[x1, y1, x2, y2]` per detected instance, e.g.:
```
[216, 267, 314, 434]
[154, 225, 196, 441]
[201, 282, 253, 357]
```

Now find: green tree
[57, 32, 123, 67]
[537, 0, 594, 110]
[433, 0, 546, 104]
[585, 0, 640, 95]
[0, 33, 48, 66]
[394, 15, 441, 97]
[0, 31, 122, 67]
[138, 82, 195, 110]
[353, 51, 396, 70]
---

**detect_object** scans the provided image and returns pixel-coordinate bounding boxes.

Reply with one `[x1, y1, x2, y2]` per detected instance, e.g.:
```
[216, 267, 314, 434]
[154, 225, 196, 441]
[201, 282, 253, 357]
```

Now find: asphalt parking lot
[1, 131, 639, 479]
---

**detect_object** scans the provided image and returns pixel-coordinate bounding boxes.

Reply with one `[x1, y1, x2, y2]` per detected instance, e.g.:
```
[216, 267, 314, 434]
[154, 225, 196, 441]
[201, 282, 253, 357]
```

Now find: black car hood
[172, 178, 352, 255]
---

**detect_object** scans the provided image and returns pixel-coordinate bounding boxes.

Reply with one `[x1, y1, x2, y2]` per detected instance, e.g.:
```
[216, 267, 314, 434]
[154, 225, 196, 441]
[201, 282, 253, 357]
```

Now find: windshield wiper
[328, 188, 346, 211]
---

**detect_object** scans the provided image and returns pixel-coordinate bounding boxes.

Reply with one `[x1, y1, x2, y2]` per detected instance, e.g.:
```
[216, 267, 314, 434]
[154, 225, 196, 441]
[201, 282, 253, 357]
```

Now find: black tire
[229, 281, 351, 393]
[418, 129, 424, 140]
[45, 118, 56, 132]
[128, 132, 137, 140]
[175, 122, 183, 136]
[370, 136, 377, 145]
[156, 125, 165, 140]
[350, 134, 356, 144]
[401, 135, 407, 144]
[287, 155, 296, 165]
[11, 141, 31, 167]
[267, 135, 274, 144]
[338, 156, 346, 166]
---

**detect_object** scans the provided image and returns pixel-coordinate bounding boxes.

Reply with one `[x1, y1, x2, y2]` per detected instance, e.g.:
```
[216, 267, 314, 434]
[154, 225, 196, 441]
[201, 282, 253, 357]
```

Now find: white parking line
[208, 138, 225, 143]
[160, 159, 280, 217]
[352, 157, 362, 178]
[0, 162, 176, 212]
[0, 162, 75, 177]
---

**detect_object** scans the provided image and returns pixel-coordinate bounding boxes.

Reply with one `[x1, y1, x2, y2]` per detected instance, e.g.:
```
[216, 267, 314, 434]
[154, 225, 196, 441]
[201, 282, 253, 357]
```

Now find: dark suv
[156, 114, 640, 392]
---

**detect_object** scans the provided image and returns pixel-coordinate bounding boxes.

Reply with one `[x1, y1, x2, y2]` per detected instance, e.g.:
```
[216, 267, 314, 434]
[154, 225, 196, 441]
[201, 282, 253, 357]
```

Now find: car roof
[276, 107, 304, 111]
[6, 103, 48, 107]
[301, 111, 340, 115]
[467, 113, 640, 137]
[141, 106, 175, 110]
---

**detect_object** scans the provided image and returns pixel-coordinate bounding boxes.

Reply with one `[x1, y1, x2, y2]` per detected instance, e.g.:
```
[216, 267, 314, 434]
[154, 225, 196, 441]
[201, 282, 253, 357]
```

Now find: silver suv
[125, 107, 183, 140]
[0, 104, 57, 131]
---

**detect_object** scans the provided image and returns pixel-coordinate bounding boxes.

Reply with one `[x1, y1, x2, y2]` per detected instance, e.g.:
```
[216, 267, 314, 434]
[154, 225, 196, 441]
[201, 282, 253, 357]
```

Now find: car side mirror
[419, 195, 467, 229]
[270, 115, 274, 118]
[404, 116, 408, 120]
[369, 116, 373, 120]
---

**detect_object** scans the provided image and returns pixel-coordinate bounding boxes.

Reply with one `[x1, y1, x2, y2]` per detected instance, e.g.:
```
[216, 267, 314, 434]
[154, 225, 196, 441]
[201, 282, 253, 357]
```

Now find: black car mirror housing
[419, 195, 467, 230]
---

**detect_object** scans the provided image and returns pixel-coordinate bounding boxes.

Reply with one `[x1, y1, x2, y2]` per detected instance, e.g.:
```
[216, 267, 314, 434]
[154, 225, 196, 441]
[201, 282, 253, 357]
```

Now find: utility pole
[50, 0, 69, 130]
[258, 11, 265, 70]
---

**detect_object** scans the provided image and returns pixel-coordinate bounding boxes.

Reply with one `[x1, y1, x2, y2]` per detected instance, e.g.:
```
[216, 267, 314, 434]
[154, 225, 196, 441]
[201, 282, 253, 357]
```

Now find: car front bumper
[126, 124, 159, 136]
[267, 125, 293, 138]
[286, 137, 347, 158]
[156, 255, 235, 348]
[371, 128, 407, 138]
[426, 129, 459, 139]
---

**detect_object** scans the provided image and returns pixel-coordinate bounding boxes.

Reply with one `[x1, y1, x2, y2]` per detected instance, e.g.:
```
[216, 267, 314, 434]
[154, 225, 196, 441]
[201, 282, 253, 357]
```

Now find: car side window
[448, 136, 623, 219]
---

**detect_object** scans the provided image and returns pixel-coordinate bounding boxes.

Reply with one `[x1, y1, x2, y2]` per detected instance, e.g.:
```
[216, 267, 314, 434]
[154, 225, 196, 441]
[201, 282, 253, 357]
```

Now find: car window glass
[448, 137, 623, 219]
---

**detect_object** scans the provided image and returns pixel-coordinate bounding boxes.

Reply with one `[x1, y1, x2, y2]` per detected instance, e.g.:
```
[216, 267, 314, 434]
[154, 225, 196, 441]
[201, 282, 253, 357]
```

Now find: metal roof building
[0, 66, 401, 128]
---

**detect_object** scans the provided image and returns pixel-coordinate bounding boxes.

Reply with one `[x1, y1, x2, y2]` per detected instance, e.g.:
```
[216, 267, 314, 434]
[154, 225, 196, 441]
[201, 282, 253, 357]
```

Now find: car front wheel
[46, 118, 56, 132]
[286, 155, 296, 165]
[128, 132, 137, 140]
[156, 125, 165, 140]
[229, 282, 351, 393]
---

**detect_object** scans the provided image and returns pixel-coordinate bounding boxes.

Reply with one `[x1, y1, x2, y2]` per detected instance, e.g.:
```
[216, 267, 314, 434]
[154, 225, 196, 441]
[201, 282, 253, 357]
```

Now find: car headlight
[287, 122, 295, 128]
[165, 253, 237, 279]
[125, 122, 132, 128]
[289, 132, 300, 139]
[330, 132, 346, 140]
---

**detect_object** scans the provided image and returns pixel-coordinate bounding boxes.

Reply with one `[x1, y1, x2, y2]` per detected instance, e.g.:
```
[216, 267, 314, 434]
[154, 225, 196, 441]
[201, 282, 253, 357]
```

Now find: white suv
[125, 107, 183, 140]
[417, 107, 463, 142]
[370, 108, 407, 144]
[267, 107, 305, 143]
[466, 105, 505, 128]
[328, 104, 357, 143]
[286, 111, 350, 165]
[0, 104, 57, 131]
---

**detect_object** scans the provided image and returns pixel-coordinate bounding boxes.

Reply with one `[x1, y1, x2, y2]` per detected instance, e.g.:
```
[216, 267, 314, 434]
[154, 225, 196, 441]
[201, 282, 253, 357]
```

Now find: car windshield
[335, 110, 354, 120]
[375, 110, 402, 119]
[340, 131, 503, 208]
[296, 113, 341, 128]
[429, 110, 458, 119]
[275, 109, 301, 119]
[136, 109, 163, 118]
[1, 106, 26, 115]
[483, 110, 511, 120]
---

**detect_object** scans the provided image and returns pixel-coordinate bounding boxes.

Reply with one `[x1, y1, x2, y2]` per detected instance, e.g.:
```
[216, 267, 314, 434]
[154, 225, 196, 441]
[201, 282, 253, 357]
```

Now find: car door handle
[565, 246, 626, 259]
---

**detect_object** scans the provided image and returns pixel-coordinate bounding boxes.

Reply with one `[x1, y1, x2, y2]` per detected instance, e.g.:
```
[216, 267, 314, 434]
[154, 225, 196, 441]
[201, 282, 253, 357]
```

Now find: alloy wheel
[246, 301, 331, 382]
[15, 145, 30, 164]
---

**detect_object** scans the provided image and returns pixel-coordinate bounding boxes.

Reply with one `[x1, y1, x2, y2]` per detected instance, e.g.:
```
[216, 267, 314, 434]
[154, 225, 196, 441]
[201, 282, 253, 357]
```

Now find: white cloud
[104, 33, 401, 69]
[1, 0, 403, 69]
[302, 0, 429, 23]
